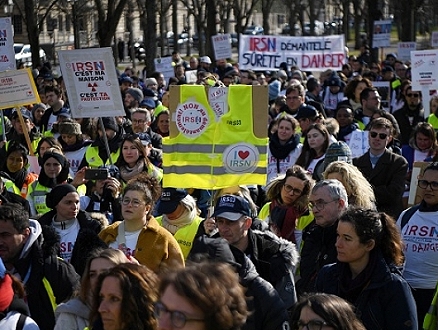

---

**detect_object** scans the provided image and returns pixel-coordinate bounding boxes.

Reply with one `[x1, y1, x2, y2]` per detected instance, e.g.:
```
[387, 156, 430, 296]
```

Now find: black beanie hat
[38, 151, 70, 188]
[100, 117, 119, 133]
[46, 184, 77, 209]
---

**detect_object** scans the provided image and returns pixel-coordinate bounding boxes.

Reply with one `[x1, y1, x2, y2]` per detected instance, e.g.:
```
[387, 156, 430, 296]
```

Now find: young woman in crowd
[290, 293, 366, 330]
[340, 76, 373, 111]
[54, 248, 128, 330]
[267, 114, 302, 184]
[258, 165, 314, 247]
[323, 161, 376, 209]
[89, 263, 159, 330]
[316, 207, 417, 329]
[153, 110, 170, 137]
[156, 261, 248, 330]
[115, 133, 163, 184]
[99, 173, 184, 272]
[295, 123, 331, 180]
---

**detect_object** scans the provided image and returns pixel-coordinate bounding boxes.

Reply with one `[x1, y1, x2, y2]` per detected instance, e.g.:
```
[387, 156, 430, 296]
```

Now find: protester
[89, 263, 159, 330]
[156, 261, 248, 330]
[316, 207, 418, 330]
[99, 173, 184, 272]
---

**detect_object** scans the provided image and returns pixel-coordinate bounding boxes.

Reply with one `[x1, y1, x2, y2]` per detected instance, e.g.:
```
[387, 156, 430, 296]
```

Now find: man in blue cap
[213, 194, 299, 311]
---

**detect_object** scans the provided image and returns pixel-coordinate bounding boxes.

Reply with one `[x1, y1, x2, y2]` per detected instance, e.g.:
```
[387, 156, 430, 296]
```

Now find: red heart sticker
[238, 150, 249, 159]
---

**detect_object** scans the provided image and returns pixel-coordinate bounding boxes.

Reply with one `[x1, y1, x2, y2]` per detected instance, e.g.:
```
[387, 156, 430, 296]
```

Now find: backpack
[400, 204, 421, 229]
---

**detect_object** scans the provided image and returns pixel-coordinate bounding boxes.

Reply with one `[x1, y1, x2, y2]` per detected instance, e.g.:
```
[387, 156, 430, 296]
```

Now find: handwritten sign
[212, 34, 232, 60]
[410, 49, 438, 90]
[58, 48, 125, 118]
[238, 35, 345, 71]
[0, 69, 39, 109]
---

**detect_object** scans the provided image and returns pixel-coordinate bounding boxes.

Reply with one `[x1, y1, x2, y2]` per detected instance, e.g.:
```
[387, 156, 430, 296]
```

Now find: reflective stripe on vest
[85, 146, 120, 168]
[163, 85, 267, 189]
[42, 276, 57, 311]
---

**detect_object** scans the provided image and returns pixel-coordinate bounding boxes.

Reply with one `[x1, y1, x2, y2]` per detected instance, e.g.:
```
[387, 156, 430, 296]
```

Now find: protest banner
[212, 34, 232, 60]
[58, 48, 125, 118]
[0, 17, 15, 71]
[238, 35, 345, 71]
[154, 56, 174, 84]
[373, 20, 391, 48]
[397, 42, 416, 62]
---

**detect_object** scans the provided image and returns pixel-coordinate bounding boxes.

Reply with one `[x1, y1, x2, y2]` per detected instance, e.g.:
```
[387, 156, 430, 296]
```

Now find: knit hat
[144, 78, 158, 87]
[323, 141, 352, 169]
[126, 87, 144, 103]
[99, 117, 119, 133]
[46, 184, 78, 209]
[58, 120, 82, 136]
[31, 103, 48, 114]
[0, 258, 13, 312]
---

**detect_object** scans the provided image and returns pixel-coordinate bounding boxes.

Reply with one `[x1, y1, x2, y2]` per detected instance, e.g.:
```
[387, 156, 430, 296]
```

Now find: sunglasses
[369, 131, 388, 139]
[406, 93, 420, 98]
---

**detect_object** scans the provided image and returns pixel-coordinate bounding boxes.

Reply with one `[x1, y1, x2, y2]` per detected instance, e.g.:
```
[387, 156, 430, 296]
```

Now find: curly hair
[159, 261, 248, 330]
[290, 293, 366, 330]
[89, 263, 159, 330]
[339, 207, 405, 266]
[323, 161, 376, 209]
[265, 165, 314, 210]
[123, 173, 161, 220]
[343, 76, 372, 102]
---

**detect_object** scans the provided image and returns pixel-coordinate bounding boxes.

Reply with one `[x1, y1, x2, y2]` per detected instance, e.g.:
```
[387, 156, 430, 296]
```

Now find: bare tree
[260, 0, 275, 34]
[283, 0, 300, 36]
[179, 0, 207, 55]
[157, 0, 172, 56]
[393, 0, 425, 41]
[12, 0, 58, 68]
[232, 0, 261, 36]
[95, 0, 129, 47]
[136, 0, 157, 72]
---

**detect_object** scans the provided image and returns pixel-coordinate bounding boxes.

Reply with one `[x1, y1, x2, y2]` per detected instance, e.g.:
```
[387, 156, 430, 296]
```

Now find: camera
[85, 168, 109, 180]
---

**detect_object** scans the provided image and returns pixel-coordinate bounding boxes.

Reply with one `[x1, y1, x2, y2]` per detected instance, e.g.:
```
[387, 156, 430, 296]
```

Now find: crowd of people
[0, 48, 438, 330]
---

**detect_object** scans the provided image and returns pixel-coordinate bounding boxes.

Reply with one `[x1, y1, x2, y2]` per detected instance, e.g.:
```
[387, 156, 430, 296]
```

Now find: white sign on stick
[373, 20, 392, 48]
[58, 48, 125, 118]
[154, 56, 174, 85]
[397, 42, 416, 62]
[410, 49, 438, 91]
[0, 17, 15, 71]
[0, 69, 39, 109]
[212, 34, 232, 60]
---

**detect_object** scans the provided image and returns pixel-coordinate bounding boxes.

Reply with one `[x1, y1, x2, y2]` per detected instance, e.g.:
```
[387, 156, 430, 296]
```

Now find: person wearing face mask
[38, 184, 105, 274]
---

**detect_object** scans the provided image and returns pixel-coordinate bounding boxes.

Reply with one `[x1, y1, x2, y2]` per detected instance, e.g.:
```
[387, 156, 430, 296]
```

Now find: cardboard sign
[0, 17, 15, 71]
[410, 49, 438, 90]
[373, 20, 392, 48]
[58, 48, 125, 118]
[0, 69, 39, 109]
[154, 56, 174, 85]
[397, 42, 416, 62]
[238, 34, 345, 71]
[212, 34, 232, 60]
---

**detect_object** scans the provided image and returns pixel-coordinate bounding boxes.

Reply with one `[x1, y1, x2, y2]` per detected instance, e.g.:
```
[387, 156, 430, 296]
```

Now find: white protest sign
[208, 87, 229, 121]
[410, 49, 438, 91]
[0, 18, 15, 71]
[154, 56, 174, 86]
[397, 42, 416, 62]
[239, 35, 345, 71]
[58, 48, 124, 118]
[0, 69, 39, 108]
[348, 130, 368, 158]
[373, 81, 391, 111]
[431, 31, 438, 48]
[373, 20, 392, 48]
[185, 70, 197, 83]
[212, 34, 232, 60]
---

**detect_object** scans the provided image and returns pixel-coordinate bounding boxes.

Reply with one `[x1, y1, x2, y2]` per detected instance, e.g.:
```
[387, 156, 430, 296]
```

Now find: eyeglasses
[296, 320, 330, 330]
[309, 199, 338, 211]
[283, 184, 303, 195]
[121, 198, 145, 207]
[418, 180, 438, 191]
[407, 93, 420, 98]
[154, 301, 204, 328]
[369, 131, 388, 139]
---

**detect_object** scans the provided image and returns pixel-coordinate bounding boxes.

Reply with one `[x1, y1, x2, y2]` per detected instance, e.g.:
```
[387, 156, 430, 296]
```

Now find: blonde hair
[323, 161, 376, 209]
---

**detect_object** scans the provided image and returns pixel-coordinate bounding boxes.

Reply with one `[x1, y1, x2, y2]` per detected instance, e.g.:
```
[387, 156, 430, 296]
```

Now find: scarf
[120, 159, 145, 182]
[337, 123, 359, 142]
[269, 199, 304, 243]
[269, 134, 300, 172]
[161, 208, 195, 235]
[338, 249, 378, 304]
[6, 168, 27, 190]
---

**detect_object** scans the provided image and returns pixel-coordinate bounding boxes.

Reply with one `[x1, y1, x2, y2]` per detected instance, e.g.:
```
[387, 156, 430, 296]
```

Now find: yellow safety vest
[5, 137, 41, 156]
[84, 146, 120, 168]
[163, 85, 268, 189]
[155, 215, 203, 259]
[428, 114, 438, 130]
[424, 282, 438, 330]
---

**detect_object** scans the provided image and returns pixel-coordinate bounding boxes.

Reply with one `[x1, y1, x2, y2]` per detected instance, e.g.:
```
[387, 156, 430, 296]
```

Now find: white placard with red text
[0, 17, 15, 71]
[410, 49, 438, 90]
[238, 34, 345, 71]
[58, 48, 125, 118]
[212, 34, 232, 60]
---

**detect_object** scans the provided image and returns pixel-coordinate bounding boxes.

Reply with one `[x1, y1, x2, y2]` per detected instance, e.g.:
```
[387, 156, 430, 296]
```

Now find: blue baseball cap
[157, 188, 188, 214]
[213, 195, 251, 221]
